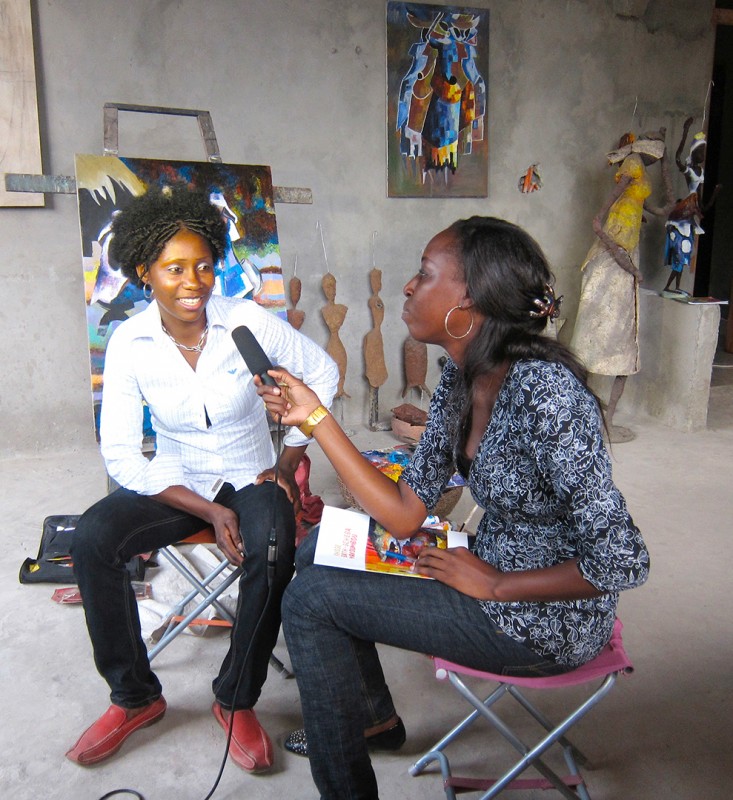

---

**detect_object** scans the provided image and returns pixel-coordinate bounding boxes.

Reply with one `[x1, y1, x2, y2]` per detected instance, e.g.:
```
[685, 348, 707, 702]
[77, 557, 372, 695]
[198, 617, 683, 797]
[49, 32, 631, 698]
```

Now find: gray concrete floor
[2, 356, 732, 800]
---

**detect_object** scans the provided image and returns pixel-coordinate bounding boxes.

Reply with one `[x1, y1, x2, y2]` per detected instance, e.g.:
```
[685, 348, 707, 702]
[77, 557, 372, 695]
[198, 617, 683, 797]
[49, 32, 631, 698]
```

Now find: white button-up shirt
[100, 295, 339, 500]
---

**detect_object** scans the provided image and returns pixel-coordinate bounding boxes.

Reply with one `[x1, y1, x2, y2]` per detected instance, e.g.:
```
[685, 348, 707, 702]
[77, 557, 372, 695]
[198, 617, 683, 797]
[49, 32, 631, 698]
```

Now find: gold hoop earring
[143, 282, 153, 301]
[444, 305, 474, 340]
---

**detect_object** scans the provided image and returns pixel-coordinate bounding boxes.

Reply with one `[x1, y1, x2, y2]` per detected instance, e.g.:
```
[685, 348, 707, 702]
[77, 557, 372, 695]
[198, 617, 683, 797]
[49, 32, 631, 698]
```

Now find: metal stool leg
[147, 546, 293, 677]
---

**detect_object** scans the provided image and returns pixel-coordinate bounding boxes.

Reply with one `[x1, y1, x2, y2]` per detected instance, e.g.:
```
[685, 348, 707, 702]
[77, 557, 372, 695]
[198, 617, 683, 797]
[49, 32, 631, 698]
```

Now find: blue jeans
[70, 481, 295, 710]
[282, 529, 567, 800]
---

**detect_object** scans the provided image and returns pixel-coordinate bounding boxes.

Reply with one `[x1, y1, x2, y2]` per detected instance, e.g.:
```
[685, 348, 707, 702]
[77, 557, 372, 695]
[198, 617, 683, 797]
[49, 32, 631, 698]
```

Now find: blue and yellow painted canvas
[387, 2, 489, 198]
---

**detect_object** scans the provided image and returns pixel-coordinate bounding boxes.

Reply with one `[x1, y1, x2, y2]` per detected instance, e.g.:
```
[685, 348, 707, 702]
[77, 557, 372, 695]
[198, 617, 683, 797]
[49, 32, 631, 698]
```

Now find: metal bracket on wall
[4, 102, 312, 204]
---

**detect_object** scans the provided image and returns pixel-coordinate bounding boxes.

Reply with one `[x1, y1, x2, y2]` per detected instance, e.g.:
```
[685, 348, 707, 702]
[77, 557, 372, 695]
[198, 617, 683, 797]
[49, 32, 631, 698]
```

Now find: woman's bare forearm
[310, 413, 427, 536]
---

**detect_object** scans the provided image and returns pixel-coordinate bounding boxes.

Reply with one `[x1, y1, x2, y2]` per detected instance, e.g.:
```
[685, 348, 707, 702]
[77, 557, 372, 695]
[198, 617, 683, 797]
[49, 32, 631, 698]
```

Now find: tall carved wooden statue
[321, 272, 350, 398]
[570, 129, 671, 443]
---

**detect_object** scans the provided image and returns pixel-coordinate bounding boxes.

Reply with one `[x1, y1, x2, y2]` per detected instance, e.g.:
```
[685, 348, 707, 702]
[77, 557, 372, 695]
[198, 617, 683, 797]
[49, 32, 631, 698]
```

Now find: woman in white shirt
[66, 185, 338, 773]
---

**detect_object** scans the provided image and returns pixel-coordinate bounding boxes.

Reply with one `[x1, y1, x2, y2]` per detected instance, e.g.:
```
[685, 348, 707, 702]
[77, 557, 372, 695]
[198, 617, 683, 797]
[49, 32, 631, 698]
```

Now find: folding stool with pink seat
[409, 618, 633, 800]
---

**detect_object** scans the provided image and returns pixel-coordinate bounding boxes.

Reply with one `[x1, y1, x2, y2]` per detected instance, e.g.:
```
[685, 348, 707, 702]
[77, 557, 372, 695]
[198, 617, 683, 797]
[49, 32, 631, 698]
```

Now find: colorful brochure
[314, 505, 469, 578]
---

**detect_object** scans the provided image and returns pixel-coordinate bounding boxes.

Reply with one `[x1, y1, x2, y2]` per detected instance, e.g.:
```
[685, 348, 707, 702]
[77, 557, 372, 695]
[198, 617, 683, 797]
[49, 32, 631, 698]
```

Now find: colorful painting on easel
[387, 1, 489, 198]
[75, 154, 285, 438]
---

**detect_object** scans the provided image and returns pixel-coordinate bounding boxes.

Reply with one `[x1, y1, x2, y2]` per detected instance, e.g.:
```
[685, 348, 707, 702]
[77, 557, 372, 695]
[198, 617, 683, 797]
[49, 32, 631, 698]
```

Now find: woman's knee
[281, 561, 350, 634]
[281, 567, 323, 626]
[69, 492, 141, 566]
[236, 483, 295, 544]
[69, 502, 113, 563]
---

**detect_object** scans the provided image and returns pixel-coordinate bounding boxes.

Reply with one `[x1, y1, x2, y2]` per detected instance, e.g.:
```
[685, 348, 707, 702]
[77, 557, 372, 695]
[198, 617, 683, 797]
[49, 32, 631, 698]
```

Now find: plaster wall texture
[0, 0, 717, 457]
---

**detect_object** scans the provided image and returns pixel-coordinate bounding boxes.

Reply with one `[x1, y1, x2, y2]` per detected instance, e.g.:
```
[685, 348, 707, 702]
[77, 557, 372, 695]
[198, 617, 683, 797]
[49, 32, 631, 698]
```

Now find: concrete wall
[0, 0, 717, 457]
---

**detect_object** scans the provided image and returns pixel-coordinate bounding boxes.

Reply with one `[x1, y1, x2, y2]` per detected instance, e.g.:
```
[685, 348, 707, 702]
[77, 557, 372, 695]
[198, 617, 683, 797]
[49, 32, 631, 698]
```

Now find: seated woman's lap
[71, 487, 212, 567]
[288, 526, 556, 675]
[71, 481, 295, 568]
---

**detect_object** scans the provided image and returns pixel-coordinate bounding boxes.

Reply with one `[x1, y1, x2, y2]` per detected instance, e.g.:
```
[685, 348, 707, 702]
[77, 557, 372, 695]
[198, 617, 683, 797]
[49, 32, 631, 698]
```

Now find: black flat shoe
[283, 717, 406, 758]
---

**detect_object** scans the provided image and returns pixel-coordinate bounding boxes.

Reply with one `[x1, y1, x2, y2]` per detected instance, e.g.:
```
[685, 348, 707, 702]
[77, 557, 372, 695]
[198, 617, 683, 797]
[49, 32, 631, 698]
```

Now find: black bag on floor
[19, 514, 145, 584]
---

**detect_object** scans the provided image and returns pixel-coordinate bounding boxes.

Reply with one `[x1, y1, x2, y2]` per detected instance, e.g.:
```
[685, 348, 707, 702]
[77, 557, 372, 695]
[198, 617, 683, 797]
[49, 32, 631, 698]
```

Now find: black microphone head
[231, 326, 277, 386]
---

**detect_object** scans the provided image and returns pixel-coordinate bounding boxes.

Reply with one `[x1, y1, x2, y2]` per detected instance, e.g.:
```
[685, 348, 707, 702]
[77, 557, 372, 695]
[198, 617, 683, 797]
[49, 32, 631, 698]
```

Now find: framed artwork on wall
[74, 154, 285, 440]
[386, 1, 490, 198]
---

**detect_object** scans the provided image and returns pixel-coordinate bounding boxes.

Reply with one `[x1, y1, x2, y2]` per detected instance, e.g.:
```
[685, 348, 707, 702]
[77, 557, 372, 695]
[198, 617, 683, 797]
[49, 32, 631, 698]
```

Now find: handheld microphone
[231, 325, 280, 585]
[231, 325, 278, 386]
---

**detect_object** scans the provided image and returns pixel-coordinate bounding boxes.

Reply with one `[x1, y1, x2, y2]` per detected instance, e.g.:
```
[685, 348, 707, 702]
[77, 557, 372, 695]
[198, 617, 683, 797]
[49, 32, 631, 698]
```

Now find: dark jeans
[70, 481, 295, 710]
[282, 529, 567, 800]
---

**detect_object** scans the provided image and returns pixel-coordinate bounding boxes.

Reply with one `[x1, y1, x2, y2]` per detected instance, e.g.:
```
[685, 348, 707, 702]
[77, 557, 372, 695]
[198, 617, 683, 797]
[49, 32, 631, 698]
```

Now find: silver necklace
[162, 322, 209, 353]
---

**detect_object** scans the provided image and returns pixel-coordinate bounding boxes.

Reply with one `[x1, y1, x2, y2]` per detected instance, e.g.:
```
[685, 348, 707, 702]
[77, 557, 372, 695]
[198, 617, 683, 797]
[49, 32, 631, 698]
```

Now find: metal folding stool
[410, 619, 633, 799]
[147, 528, 290, 676]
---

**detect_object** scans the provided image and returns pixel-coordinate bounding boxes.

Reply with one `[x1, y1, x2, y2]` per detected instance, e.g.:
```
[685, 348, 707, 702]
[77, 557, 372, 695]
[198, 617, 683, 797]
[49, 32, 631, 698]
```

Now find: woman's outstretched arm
[257, 368, 427, 537]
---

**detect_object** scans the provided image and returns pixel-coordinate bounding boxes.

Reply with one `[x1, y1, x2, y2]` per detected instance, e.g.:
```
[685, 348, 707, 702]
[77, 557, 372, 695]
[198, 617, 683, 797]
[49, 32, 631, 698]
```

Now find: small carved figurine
[321, 272, 350, 398]
[287, 274, 305, 330]
[402, 335, 430, 398]
[363, 269, 388, 389]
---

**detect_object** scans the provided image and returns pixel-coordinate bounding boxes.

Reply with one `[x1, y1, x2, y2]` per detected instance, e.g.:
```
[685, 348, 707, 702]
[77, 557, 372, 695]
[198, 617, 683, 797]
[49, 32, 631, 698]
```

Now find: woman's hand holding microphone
[255, 368, 327, 436]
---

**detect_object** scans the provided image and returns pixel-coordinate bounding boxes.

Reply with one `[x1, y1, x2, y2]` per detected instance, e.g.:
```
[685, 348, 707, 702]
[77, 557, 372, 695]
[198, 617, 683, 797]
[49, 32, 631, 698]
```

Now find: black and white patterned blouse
[401, 358, 650, 666]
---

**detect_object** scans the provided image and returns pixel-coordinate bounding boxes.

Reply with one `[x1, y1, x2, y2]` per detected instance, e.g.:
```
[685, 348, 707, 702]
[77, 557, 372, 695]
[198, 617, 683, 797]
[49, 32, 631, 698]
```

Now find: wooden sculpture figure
[287, 273, 305, 330]
[402, 335, 430, 398]
[321, 272, 350, 398]
[570, 129, 672, 441]
[663, 117, 721, 293]
[364, 269, 388, 389]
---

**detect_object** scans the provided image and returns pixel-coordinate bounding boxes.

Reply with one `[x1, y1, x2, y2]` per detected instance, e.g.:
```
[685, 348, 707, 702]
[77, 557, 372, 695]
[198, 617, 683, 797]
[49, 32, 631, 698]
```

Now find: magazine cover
[314, 505, 469, 578]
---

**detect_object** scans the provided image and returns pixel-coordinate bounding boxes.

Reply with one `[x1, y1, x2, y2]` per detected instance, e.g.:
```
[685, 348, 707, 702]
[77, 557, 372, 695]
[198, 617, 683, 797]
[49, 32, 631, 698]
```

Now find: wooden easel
[5, 102, 313, 204]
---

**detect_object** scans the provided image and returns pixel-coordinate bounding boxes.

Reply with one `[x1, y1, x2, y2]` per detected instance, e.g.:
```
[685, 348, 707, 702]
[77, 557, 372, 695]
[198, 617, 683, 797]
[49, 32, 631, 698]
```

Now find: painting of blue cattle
[387, 2, 489, 197]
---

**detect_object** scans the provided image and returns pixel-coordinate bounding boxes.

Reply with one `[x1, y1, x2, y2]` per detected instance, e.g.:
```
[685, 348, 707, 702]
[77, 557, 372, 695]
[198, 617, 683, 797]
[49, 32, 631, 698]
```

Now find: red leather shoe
[212, 701, 273, 773]
[66, 696, 167, 765]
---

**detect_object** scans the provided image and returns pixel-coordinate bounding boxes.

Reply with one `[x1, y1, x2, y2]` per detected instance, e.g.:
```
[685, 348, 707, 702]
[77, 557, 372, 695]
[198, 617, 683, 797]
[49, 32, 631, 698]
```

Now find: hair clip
[529, 284, 563, 320]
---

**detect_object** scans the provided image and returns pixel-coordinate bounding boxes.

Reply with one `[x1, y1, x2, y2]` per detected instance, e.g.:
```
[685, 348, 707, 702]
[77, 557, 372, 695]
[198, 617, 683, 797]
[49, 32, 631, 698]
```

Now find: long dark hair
[446, 216, 603, 422]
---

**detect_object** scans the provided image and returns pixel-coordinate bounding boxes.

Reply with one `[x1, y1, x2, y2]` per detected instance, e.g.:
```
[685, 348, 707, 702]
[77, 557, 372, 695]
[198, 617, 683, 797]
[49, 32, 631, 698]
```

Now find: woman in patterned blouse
[258, 216, 650, 800]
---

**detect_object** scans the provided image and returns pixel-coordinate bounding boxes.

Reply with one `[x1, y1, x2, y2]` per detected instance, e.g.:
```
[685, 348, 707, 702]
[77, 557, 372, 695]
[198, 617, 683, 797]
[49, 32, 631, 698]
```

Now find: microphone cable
[266, 417, 283, 587]
[200, 417, 284, 800]
[98, 419, 286, 800]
